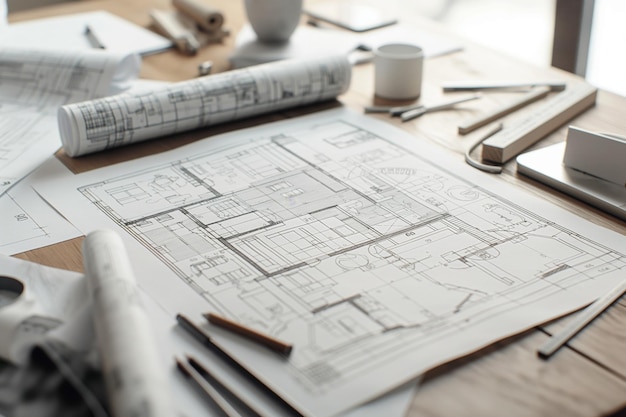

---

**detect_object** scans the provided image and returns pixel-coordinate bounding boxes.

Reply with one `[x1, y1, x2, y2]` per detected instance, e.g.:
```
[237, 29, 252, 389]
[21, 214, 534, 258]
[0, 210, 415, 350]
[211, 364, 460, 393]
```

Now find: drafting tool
[442, 80, 566, 92]
[458, 86, 550, 134]
[364, 94, 480, 118]
[186, 355, 265, 417]
[84, 25, 105, 49]
[204, 313, 293, 356]
[176, 314, 298, 413]
[538, 278, 626, 359]
[175, 358, 243, 417]
[481, 82, 597, 163]
[400, 94, 482, 121]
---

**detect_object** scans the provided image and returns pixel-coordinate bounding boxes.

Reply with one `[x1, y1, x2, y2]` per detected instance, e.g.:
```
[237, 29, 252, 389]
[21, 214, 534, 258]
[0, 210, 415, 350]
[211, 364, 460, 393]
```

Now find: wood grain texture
[407, 330, 626, 417]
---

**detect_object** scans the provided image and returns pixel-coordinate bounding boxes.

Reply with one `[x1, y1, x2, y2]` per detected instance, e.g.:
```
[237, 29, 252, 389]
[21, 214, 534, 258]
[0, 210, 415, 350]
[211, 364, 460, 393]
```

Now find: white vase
[244, 0, 303, 43]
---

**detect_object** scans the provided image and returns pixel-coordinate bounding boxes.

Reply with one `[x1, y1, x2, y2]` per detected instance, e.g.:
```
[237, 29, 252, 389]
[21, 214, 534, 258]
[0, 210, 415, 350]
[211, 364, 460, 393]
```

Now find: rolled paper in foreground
[83, 230, 174, 417]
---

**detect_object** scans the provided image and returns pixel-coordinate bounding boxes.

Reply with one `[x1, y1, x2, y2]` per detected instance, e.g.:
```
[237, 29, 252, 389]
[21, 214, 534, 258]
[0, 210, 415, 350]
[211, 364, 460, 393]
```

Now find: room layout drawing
[71, 114, 625, 416]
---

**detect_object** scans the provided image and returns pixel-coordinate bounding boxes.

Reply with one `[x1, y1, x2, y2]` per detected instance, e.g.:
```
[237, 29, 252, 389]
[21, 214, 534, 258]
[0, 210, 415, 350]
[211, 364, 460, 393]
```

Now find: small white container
[374, 43, 423, 100]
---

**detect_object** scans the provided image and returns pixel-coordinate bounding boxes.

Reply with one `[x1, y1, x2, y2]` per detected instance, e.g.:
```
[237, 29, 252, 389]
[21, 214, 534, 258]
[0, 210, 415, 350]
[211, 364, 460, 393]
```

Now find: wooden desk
[9, 1, 626, 416]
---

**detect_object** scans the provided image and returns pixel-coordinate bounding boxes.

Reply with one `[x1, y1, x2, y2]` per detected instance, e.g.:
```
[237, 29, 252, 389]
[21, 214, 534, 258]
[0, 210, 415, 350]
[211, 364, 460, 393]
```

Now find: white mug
[374, 43, 424, 100]
[244, 0, 303, 43]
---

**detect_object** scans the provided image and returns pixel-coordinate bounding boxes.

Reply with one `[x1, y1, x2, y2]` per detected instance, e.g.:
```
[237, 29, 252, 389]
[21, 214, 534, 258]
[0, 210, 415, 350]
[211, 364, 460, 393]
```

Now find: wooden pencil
[204, 312, 293, 356]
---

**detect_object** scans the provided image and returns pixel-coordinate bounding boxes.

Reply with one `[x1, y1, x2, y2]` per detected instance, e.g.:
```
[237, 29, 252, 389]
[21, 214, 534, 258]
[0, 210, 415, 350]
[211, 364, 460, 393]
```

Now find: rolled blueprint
[172, 0, 224, 32]
[82, 230, 174, 417]
[58, 54, 352, 157]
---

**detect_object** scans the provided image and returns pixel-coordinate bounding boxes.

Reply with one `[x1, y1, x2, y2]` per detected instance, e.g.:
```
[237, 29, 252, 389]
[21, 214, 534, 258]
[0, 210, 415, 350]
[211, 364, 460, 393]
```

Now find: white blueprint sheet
[33, 108, 626, 416]
[0, 159, 80, 255]
[0, 47, 139, 196]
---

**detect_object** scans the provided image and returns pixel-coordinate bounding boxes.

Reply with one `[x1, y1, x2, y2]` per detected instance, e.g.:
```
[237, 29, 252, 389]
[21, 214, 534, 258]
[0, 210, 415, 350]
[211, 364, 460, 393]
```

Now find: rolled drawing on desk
[83, 230, 175, 417]
[58, 54, 352, 157]
[172, 0, 224, 33]
[150, 8, 200, 55]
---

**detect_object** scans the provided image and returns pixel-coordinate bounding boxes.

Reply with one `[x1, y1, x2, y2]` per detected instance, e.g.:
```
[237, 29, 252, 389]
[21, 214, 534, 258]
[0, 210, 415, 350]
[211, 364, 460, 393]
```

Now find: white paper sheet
[0, 158, 81, 255]
[33, 108, 626, 416]
[1, 11, 172, 56]
[0, 47, 140, 196]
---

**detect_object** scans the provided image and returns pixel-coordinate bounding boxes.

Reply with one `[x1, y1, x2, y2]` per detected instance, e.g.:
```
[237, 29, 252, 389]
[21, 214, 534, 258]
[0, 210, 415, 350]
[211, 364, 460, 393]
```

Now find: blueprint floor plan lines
[34, 109, 626, 417]
[58, 55, 351, 157]
[0, 159, 81, 255]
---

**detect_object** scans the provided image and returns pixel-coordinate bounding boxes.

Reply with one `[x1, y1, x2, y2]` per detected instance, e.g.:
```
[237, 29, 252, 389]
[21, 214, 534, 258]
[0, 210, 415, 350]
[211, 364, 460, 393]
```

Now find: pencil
[175, 314, 298, 414]
[204, 312, 293, 356]
[175, 357, 243, 417]
[186, 355, 264, 417]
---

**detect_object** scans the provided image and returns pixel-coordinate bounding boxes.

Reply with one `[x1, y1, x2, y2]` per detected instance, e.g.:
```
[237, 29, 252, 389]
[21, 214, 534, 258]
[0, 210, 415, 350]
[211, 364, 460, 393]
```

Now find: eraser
[563, 126, 626, 187]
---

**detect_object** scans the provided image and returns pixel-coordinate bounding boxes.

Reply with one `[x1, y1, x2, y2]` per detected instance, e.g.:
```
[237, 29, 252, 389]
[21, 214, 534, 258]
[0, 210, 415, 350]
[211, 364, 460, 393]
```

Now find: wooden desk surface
[9, 1, 626, 416]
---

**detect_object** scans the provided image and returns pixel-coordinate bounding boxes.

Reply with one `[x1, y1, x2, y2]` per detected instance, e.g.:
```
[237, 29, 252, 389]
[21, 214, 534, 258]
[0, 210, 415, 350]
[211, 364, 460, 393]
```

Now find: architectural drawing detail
[75, 117, 625, 409]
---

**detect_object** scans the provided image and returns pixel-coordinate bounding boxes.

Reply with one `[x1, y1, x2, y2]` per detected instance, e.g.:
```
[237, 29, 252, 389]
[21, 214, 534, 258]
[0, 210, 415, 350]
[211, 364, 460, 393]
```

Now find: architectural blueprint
[34, 109, 626, 417]
[0, 161, 80, 255]
[58, 54, 351, 157]
[0, 47, 140, 196]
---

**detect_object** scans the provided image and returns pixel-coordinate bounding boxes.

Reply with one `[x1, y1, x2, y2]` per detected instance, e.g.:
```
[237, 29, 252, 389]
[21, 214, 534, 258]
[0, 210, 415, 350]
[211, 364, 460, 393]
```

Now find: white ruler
[481, 82, 597, 163]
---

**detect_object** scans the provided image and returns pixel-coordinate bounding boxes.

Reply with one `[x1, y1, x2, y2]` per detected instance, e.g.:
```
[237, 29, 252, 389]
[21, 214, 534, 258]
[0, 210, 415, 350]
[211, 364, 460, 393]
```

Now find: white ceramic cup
[244, 0, 303, 43]
[374, 43, 424, 100]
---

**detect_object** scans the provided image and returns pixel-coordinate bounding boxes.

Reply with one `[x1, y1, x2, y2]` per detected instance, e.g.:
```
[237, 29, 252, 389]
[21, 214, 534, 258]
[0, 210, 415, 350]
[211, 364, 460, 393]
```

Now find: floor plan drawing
[35, 109, 626, 417]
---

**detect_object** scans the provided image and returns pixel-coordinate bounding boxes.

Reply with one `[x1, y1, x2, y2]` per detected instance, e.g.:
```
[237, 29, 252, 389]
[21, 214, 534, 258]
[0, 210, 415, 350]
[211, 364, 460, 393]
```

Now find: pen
[204, 312, 293, 356]
[175, 314, 299, 414]
[175, 357, 243, 417]
[84, 25, 105, 49]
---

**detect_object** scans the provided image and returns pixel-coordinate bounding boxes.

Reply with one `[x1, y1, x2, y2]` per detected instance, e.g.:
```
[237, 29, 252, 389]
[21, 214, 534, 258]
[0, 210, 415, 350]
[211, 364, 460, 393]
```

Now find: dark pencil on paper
[186, 355, 264, 417]
[175, 314, 300, 415]
[175, 357, 243, 417]
[84, 25, 105, 49]
[204, 312, 293, 356]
